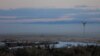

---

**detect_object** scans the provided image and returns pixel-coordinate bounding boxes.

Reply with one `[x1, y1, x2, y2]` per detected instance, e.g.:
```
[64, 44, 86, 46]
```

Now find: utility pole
[82, 21, 87, 37]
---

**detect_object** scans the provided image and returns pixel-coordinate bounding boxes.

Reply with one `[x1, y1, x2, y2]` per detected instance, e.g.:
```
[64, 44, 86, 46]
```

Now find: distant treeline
[0, 45, 100, 56]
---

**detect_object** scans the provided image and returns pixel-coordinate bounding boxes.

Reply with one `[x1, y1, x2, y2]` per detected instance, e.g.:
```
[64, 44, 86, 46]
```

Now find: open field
[0, 34, 100, 43]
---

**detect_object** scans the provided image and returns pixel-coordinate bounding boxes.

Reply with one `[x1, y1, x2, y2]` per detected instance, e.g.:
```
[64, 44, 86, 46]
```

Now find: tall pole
[82, 21, 86, 37]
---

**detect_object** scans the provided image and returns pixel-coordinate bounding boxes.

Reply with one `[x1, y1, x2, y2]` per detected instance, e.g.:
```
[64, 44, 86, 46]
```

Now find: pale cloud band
[0, 0, 100, 9]
[0, 15, 73, 23]
[0, 16, 16, 19]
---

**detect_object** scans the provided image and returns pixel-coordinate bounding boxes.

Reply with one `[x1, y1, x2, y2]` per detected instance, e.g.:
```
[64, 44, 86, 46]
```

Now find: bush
[0, 45, 100, 56]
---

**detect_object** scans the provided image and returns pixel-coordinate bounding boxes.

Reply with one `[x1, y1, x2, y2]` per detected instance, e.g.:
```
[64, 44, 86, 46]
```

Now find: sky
[0, 0, 100, 35]
[0, 0, 100, 9]
[0, 0, 100, 23]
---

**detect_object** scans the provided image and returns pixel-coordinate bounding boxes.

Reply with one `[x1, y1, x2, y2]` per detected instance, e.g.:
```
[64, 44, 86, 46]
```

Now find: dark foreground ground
[0, 45, 100, 56]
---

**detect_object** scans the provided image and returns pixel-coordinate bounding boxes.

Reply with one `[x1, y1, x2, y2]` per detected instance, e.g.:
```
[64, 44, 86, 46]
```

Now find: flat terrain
[0, 34, 100, 43]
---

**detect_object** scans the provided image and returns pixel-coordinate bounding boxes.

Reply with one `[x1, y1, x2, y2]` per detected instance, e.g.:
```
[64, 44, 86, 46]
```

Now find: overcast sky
[0, 0, 100, 35]
[0, 0, 100, 9]
[0, 0, 100, 23]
